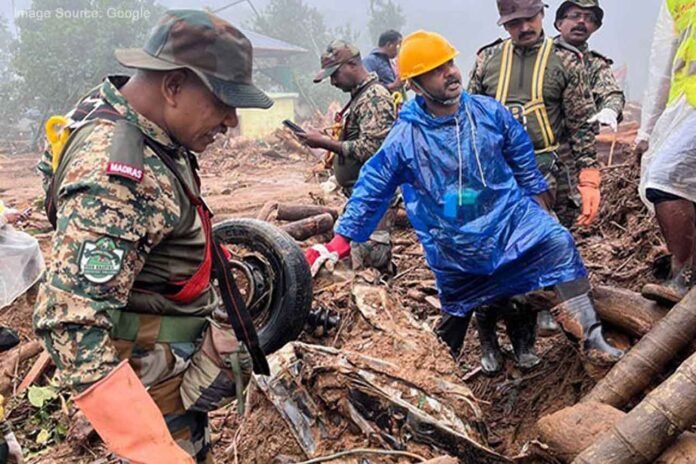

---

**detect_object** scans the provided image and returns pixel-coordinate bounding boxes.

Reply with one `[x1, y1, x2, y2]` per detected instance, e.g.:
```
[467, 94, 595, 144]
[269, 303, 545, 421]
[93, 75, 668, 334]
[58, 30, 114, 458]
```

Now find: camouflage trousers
[538, 145, 581, 228]
[113, 318, 251, 463]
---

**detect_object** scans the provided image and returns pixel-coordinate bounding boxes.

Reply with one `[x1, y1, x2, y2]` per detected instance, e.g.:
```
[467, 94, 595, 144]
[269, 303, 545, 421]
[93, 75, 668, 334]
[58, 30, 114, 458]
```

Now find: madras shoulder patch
[78, 237, 126, 284]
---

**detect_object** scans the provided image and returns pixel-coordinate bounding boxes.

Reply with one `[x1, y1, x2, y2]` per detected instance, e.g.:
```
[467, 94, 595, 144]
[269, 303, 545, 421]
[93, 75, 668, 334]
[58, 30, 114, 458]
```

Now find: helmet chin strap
[410, 79, 460, 106]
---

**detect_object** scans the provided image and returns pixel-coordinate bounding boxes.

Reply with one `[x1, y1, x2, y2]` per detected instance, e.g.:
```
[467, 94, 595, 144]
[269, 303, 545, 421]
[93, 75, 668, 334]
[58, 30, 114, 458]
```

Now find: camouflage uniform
[34, 76, 251, 463]
[578, 42, 625, 117]
[468, 35, 598, 226]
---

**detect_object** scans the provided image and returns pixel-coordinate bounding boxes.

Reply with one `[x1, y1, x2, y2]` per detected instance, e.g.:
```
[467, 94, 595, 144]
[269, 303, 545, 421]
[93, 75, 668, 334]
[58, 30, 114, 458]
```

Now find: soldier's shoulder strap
[105, 120, 145, 183]
[588, 49, 614, 65]
[476, 38, 505, 56]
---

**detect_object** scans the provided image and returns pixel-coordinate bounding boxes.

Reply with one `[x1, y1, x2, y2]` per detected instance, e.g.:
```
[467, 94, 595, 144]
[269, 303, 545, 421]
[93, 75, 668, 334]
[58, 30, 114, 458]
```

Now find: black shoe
[642, 265, 693, 305]
[0, 326, 20, 352]
[475, 308, 504, 375]
[551, 293, 623, 366]
[504, 306, 541, 371]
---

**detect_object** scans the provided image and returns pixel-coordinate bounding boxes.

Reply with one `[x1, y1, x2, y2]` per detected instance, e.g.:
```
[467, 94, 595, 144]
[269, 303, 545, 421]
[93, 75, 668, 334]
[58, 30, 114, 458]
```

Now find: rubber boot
[434, 312, 472, 361]
[642, 264, 694, 306]
[503, 308, 541, 371]
[475, 308, 504, 375]
[551, 293, 624, 366]
[536, 309, 560, 335]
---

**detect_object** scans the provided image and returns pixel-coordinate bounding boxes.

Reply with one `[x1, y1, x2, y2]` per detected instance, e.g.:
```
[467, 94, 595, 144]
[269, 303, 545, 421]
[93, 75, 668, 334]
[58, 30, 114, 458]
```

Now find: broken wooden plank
[17, 350, 52, 393]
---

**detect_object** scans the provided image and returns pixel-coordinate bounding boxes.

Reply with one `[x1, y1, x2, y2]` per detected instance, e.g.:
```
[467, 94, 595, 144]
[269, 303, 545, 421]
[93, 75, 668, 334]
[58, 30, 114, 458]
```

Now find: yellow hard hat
[398, 30, 459, 80]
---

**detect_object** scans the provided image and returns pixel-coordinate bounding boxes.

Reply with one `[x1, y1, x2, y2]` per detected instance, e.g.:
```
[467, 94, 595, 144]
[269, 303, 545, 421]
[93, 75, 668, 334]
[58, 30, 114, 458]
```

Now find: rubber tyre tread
[213, 218, 312, 354]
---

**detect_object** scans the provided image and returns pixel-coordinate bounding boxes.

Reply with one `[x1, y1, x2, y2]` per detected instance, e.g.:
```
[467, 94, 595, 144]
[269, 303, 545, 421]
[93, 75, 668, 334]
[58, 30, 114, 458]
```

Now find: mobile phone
[282, 119, 305, 134]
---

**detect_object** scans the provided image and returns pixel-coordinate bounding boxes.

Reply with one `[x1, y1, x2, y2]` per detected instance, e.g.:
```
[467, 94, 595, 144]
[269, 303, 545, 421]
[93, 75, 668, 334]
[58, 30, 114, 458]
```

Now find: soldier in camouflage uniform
[33, 10, 272, 463]
[467, 0, 603, 374]
[554, 0, 626, 130]
[297, 41, 396, 274]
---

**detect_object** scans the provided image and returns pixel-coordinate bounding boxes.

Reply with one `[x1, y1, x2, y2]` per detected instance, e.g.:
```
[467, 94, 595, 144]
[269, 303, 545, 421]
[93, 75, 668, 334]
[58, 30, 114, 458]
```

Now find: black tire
[213, 218, 312, 354]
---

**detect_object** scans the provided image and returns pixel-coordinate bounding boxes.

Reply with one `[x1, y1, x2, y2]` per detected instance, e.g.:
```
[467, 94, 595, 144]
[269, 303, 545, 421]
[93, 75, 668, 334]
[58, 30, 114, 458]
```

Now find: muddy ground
[0, 119, 667, 463]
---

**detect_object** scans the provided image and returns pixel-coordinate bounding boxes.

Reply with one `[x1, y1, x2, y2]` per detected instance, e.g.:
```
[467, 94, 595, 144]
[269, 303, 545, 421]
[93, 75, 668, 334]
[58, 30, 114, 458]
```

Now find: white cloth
[0, 226, 45, 309]
[309, 244, 339, 277]
[637, 2, 679, 142]
[638, 2, 696, 209]
[640, 97, 696, 207]
[589, 108, 618, 131]
[4, 429, 24, 464]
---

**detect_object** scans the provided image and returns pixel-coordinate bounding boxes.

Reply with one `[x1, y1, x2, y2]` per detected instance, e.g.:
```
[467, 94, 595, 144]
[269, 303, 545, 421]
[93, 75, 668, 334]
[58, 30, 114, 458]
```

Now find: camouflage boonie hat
[115, 9, 273, 109]
[497, 0, 548, 26]
[555, 0, 604, 28]
[313, 40, 361, 83]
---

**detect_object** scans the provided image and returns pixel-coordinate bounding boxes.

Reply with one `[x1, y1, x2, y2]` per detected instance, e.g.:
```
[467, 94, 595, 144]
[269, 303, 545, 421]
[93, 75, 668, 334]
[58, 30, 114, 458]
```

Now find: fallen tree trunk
[583, 287, 696, 407]
[527, 286, 667, 339]
[574, 349, 696, 464]
[281, 213, 334, 241]
[276, 203, 339, 222]
[538, 402, 696, 464]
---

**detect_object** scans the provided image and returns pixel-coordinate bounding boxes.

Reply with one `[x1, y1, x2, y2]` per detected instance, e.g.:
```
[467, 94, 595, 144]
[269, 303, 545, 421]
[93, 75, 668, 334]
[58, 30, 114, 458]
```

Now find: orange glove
[74, 361, 193, 464]
[577, 168, 601, 226]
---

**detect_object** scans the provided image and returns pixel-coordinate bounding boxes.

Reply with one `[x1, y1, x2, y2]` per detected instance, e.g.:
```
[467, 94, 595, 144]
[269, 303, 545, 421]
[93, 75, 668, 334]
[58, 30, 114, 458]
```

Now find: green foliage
[12, 0, 164, 120]
[368, 0, 406, 45]
[24, 385, 69, 450]
[248, 0, 358, 113]
[27, 385, 58, 408]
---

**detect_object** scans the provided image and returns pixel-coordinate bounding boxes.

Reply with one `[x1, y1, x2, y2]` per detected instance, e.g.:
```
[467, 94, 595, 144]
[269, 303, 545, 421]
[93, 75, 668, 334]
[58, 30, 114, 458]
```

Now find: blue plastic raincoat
[335, 93, 587, 317]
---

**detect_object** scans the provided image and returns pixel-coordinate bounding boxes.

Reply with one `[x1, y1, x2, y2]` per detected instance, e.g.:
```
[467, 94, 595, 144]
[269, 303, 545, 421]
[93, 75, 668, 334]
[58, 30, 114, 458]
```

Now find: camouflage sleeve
[33, 122, 180, 391]
[562, 53, 598, 169]
[37, 147, 53, 194]
[341, 89, 395, 163]
[591, 58, 626, 119]
[467, 53, 487, 95]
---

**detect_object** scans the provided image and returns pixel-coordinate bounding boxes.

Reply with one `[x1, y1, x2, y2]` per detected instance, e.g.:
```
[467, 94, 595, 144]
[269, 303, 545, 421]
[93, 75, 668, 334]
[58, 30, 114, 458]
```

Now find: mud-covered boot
[503, 309, 541, 371]
[536, 309, 560, 335]
[642, 265, 694, 306]
[475, 308, 504, 375]
[551, 293, 624, 366]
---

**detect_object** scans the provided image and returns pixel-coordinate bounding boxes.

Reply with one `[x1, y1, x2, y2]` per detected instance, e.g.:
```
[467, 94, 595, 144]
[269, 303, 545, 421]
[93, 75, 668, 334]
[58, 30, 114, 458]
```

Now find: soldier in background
[554, 0, 625, 130]
[297, 40, 396, 274]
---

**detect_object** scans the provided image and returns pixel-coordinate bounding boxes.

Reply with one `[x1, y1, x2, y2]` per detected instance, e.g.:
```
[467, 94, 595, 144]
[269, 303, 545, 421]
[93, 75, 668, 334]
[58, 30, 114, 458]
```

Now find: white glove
[4, 429, 24, 464]
[588, 108, 619, 131]
[309, 244, 339, 277]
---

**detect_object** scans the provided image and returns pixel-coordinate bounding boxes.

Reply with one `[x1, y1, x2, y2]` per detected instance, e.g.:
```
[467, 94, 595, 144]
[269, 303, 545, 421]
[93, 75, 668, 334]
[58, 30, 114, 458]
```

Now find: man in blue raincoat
[305, 30, 622, 370]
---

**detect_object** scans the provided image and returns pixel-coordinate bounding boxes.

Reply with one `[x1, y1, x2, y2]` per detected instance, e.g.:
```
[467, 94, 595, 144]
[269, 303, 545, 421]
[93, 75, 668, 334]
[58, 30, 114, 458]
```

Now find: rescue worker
[305, 31, 622, 375]
[467, 0, 602, 373]
[363, 30, 404, 93]
[33, 10, 273, 463]
[636, 1, 696, 305]
[554, 0, 626, 131]
[0, 328, 22, 464]
[297, 40, 396, 274]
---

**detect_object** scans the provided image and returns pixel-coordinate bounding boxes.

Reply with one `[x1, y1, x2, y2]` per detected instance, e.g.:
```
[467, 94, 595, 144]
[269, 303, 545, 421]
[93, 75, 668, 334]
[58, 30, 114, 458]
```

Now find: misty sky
[4, 0, 663, 100]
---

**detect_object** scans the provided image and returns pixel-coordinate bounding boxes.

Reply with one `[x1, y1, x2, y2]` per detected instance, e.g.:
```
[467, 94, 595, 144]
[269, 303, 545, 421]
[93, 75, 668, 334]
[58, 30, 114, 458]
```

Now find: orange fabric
[398, 30, 459, 80]
[74, 361, 193, 464]
[577, 168, 601, 226]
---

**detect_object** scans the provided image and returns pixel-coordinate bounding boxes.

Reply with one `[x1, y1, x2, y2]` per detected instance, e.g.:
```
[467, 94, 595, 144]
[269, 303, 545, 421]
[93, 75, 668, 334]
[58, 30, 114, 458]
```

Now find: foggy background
[2, 0, 662, 101]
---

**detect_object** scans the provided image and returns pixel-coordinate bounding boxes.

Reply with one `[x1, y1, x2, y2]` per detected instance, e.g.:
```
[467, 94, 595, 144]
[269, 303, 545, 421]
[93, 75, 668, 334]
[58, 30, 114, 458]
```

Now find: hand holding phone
[282, 119, 306, 134]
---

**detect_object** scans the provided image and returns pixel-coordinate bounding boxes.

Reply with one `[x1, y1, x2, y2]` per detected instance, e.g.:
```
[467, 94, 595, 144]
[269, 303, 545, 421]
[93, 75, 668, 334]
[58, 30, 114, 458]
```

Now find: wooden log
[574, 349, 696, 464]
[280, 213, 334, 241]
[276, 203, 339, 221]
[256, 201, 278, 221]
[584, 287, 696, 407]
[526, 286, 668, 339]
[591, 286, 668, 338]
[0, 341, 43, 394]
[538, 403, 696, 464]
